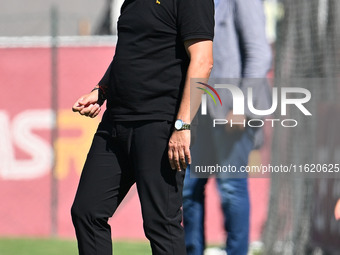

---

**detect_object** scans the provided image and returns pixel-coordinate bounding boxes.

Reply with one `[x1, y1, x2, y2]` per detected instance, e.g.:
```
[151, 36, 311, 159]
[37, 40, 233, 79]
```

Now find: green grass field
[0, 238, 264, 255]
[0, 238, 152, 255]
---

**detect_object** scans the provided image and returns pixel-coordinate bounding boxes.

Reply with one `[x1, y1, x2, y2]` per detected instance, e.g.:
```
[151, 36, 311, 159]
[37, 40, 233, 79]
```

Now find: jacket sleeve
[234, 0, 273, 120]
[98, 60, 113, 86]
[234, 0, 272, 78]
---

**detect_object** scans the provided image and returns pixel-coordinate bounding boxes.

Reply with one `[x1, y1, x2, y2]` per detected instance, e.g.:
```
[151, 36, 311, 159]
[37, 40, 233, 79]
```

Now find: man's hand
[225, 111, 246, 133]
[168, 130, 191, 171]
[72, 90, 101, 118]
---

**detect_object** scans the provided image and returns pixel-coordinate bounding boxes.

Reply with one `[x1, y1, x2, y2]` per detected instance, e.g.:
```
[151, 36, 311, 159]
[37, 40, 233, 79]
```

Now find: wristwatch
[174, 119, 190, 131]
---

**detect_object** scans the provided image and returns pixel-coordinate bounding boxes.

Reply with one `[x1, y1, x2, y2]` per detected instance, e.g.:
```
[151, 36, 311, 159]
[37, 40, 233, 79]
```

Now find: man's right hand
[72, 89, 101, 118]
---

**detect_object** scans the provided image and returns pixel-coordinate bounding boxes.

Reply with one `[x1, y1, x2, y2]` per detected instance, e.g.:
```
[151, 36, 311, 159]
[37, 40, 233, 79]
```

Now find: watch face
[175, 120, 183, 130]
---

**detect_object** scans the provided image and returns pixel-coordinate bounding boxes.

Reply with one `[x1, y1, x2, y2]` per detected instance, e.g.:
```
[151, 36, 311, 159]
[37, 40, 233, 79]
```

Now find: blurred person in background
[70, 0, 214, 254]
[183, 0, 271, 254]
[110, 0, 124, 35]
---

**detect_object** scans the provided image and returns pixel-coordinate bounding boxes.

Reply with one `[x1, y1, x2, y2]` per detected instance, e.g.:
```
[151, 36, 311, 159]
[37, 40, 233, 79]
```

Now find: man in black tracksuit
[71, 0, 214, 254]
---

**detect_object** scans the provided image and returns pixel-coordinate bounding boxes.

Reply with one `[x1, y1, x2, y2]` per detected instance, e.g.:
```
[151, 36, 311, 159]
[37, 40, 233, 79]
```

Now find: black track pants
[71, 118, 186, 255]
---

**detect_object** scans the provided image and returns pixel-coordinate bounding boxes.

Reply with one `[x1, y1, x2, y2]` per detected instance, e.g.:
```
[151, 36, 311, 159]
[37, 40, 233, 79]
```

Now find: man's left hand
[168, 130, 191, 171]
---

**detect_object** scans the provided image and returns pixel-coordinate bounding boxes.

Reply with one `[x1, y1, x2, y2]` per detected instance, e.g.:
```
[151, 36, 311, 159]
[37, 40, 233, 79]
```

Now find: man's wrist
[174, 119, 191, 131]
[91, 85, 106, 105]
